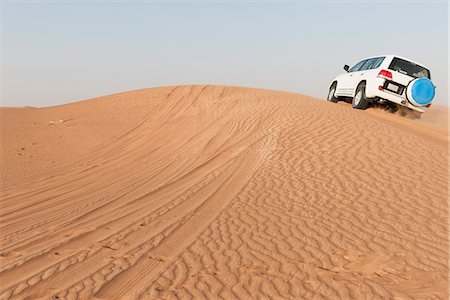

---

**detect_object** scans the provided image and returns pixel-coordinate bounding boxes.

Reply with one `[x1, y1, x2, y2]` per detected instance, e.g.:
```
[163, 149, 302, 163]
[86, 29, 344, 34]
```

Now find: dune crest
[0, 85, 448, 299]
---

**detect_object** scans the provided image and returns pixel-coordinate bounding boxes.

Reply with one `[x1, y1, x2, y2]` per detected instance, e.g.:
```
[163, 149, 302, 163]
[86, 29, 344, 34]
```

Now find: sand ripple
[0, 85, 448, 299]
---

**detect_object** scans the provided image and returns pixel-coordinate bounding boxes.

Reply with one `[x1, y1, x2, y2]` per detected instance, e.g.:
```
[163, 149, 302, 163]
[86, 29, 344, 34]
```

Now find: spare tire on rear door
[406, 77, 435, 106]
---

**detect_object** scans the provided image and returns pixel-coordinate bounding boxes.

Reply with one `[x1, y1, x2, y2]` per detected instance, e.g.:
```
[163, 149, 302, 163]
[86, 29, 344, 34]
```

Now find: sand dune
[0, 85, 448, 299]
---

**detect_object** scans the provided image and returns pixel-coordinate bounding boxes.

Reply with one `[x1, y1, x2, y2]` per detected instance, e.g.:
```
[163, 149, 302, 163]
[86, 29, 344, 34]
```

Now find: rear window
[388, 57, 430, 79]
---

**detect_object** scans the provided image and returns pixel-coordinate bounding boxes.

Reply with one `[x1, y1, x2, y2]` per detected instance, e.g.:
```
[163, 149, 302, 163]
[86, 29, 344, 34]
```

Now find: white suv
[327, 55, 435, 113]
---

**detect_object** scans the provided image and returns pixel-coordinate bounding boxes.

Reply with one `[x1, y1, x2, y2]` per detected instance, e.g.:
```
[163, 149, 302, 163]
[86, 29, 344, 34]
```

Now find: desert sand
[0, 85, 448, 299]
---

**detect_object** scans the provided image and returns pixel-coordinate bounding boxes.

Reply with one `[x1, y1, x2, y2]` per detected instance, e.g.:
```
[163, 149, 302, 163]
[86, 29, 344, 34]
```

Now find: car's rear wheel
[327, 82, 338, 103]
[352, 83, 369, 109]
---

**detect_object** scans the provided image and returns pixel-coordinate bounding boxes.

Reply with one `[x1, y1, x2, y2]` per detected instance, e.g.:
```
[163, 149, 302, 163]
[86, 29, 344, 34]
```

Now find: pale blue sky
[1, 1, 448, 107]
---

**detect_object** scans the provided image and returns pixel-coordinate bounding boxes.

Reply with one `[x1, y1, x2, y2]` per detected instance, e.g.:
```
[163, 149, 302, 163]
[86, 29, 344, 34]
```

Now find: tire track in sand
[0, 85, 447, 299]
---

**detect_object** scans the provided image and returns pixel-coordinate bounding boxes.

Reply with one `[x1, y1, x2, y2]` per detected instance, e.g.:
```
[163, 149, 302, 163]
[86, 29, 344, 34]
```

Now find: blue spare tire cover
[406, 77, 435, 106]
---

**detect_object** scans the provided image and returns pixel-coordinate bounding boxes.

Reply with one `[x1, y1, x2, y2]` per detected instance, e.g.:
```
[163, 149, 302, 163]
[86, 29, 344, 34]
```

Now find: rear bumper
[368, 78, 426, 113]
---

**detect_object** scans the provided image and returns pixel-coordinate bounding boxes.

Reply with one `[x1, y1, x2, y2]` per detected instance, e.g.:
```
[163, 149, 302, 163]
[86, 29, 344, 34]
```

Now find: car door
[338, 59, 367, 96]
[347, 58, 374, 96]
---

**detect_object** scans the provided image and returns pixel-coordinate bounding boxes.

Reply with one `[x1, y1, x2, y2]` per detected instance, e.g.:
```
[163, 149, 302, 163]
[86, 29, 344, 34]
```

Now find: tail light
[377, 69, 393, 80]
[426, 103, 432, 107]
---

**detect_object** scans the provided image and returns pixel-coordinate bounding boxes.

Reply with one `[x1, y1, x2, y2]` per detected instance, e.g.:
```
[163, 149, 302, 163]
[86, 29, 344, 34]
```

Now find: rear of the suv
[367, 55, 433, 112]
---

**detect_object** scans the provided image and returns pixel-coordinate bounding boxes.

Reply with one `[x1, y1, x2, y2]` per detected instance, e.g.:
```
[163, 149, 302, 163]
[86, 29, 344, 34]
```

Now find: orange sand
[0, 85, 448, 299]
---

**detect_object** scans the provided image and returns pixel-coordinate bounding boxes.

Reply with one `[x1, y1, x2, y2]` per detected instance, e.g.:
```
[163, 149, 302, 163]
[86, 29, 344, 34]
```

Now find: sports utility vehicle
[327, 55, 435, 113]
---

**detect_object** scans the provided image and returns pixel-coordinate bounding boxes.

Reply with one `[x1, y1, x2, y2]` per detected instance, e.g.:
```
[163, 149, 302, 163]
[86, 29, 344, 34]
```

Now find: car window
[349, 60, 367, 72]
[362, 57, 385, 70]
[370, 57, 385, 69]
[360, 59, 375, 71]
[388, 57, 430, 79]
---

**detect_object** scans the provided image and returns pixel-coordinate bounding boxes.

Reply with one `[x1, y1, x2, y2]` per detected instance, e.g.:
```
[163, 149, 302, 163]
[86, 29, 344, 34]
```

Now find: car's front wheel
[352, 83, 369, 109]
[327, 82, 338, 103]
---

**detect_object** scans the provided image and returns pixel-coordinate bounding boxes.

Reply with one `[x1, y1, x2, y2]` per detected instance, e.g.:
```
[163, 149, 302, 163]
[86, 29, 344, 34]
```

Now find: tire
[352, 83, 369, 109]
[327, 82, 338, 103]
[406, 77, 435, 107]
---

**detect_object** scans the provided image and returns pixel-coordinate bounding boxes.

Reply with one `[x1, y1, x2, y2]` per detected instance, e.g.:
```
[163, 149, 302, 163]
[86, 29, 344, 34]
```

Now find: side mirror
[344, 65, 350, 72]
